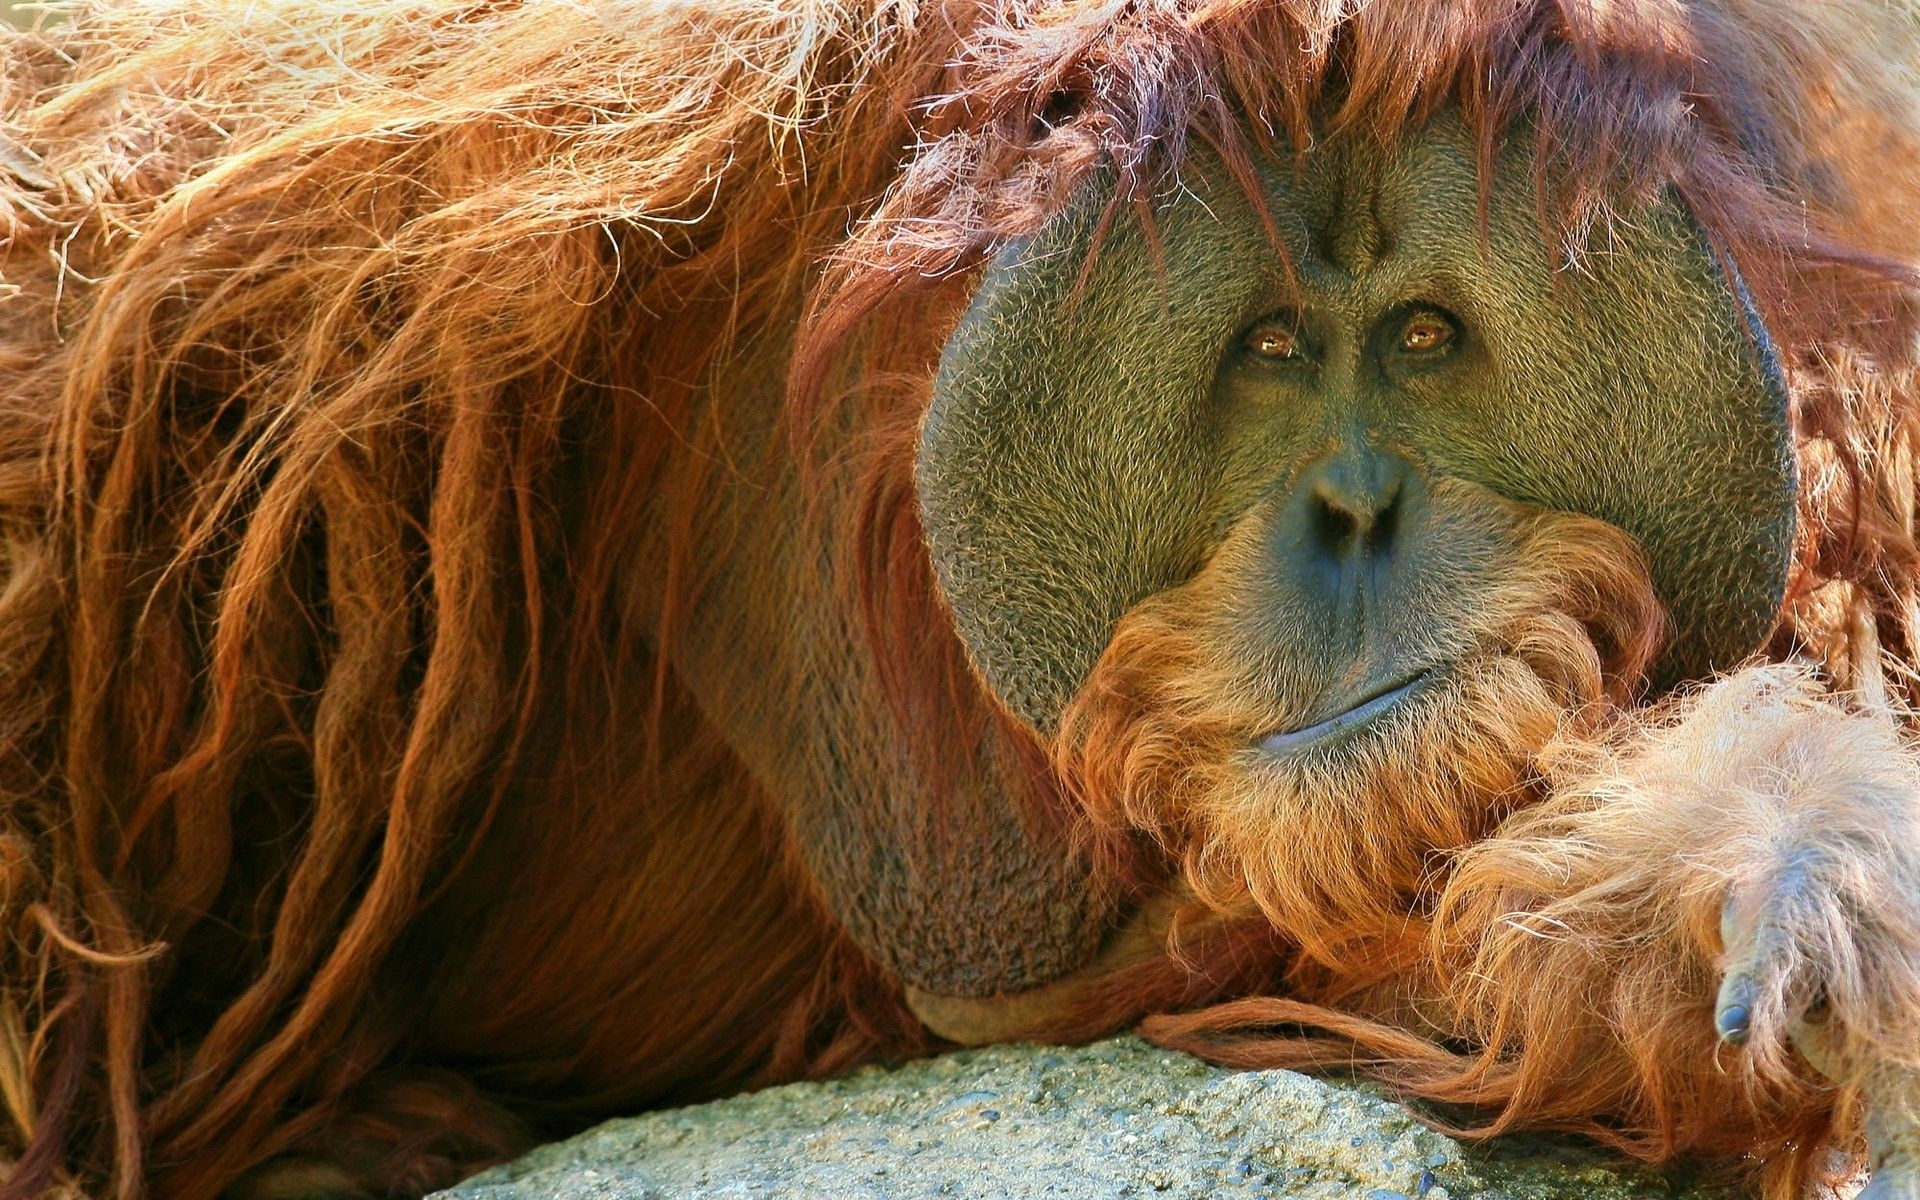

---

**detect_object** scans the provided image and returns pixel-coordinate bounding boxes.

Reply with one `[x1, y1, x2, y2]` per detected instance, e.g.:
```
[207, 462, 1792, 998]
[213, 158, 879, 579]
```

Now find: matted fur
[0, 1, 1918, 1198]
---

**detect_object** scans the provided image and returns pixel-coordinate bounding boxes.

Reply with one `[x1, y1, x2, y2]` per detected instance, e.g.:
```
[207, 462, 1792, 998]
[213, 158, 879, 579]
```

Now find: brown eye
[1245, 324, 1302, 361]
[1399, 313, 1455, 354]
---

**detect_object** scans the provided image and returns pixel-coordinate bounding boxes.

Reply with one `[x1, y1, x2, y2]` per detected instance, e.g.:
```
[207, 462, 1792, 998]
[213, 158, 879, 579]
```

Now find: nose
[1296, 444, 1416, 567]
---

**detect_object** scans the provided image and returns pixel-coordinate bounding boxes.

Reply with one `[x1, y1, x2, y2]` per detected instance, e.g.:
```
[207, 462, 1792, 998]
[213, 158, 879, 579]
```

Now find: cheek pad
[1409, 136, 1796, 685]
[917, 184, 1261, 731]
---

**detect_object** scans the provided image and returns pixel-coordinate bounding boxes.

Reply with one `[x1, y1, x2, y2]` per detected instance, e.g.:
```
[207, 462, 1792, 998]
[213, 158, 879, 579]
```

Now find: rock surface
[441, 1038, 1746, 1200]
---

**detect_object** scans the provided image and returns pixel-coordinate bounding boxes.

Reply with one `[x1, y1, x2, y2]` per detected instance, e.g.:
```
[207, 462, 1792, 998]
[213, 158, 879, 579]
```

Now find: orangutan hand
[1717, 847, 1920, 1198]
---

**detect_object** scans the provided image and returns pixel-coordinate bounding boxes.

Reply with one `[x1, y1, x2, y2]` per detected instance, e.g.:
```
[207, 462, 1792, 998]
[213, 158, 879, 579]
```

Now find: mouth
[1258, 670, 1434, 756]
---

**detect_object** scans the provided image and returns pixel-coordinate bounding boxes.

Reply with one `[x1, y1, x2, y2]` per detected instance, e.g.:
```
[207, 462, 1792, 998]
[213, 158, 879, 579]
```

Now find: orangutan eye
[1398, 311, 1456, 354]
[1244, 321, 1304, 361]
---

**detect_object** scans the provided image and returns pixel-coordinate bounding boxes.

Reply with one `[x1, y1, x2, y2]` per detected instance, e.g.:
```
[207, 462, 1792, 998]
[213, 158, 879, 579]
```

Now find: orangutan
[0, 1, 1918, 1197]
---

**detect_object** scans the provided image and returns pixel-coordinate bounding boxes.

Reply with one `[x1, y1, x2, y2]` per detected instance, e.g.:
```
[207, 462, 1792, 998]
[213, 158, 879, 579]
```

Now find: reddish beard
[1052, 492, 1668, 968]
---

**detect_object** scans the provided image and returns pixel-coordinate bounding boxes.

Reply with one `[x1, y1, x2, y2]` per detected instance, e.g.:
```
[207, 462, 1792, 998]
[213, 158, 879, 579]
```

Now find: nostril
[1365, 483, 1402, 557]
[1311, 495, 1359, 557]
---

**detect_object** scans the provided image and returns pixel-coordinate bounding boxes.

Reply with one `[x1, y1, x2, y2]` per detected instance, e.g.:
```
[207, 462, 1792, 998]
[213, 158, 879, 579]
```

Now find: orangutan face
[915, 117, 1793, 932]
[917, 115, 1791, 738]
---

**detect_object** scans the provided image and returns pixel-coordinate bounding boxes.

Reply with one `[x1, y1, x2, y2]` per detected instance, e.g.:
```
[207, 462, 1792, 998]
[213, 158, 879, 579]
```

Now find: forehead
[1274, 126, 1477, 272]
[1193, 120, 1542, 322]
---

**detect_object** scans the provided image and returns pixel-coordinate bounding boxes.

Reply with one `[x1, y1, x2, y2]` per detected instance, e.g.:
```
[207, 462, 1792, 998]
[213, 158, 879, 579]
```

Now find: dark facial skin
[919, 115, 1796, 736]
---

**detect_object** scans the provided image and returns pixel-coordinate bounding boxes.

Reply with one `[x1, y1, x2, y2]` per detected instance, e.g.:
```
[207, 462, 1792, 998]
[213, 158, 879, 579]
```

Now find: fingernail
[1716, 1004, 1751, 1044]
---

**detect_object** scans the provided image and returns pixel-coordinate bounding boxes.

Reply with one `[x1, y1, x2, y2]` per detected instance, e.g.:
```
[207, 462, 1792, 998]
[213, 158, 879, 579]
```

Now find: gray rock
[439, 1037, 1744, 1200]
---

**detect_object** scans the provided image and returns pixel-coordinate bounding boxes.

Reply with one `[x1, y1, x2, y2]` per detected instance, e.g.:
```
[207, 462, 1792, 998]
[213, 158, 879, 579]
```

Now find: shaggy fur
[1, 1, 1918, 1198]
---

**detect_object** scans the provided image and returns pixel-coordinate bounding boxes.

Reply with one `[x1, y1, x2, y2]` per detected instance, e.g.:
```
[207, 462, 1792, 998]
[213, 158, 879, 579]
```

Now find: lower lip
[1258, 672, 1431, 756]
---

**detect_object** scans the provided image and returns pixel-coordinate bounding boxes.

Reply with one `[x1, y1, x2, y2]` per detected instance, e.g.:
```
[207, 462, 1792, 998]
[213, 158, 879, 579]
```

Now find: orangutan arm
[1428, 662, 1920, 1188]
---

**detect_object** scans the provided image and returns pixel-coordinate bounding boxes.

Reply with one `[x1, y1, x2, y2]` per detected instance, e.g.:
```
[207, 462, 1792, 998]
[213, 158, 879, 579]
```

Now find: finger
[1716, 894, 1798, 1046]
[1713, 973, 1755, 1044]
[1715, 856, 1823, 1047]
